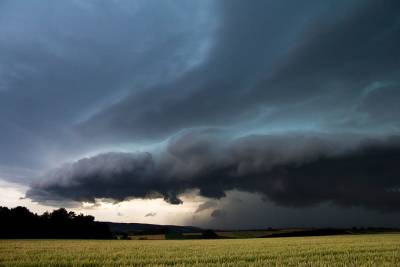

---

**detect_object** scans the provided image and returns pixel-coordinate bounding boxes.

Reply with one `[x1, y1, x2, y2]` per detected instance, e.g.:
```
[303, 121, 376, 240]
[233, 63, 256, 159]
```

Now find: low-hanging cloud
[145, 212, 157, 217]
[195, 201, 218, 213]
[211, 209, 226, 219]
[26, 131, 400, 211]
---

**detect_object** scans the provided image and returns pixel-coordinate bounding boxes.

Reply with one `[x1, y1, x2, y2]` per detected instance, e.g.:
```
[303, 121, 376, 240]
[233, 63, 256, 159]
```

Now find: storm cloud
[78, 0, 400, 144]
[27, 131, 400, 211]
[0, 0, 214, 179]
[1, 0, 400, 227]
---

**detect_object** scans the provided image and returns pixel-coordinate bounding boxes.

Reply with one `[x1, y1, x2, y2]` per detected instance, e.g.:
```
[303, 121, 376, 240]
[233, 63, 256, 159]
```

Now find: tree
[0, 206, 112, 239]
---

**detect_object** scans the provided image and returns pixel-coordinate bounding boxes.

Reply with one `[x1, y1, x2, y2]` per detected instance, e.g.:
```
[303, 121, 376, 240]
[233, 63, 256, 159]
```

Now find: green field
[1, 234, 399, 266]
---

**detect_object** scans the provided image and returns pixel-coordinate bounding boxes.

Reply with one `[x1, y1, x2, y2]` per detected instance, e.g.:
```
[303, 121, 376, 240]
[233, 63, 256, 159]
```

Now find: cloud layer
[27, 131, 400, 211]
[77, 0, 400, 145]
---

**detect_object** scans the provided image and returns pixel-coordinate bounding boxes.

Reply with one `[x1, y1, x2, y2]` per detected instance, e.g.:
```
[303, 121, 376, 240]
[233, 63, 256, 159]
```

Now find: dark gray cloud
[27, 131, 400, 211]
[1, 0, 400, 227]
[189, 191, 400, 229]
[210, 209, 226, 219]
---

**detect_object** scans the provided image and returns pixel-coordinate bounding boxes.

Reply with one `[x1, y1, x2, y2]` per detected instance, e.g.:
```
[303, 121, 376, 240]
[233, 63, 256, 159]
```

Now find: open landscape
[2, 206, 400, 266]
[1, 234, 400, 266]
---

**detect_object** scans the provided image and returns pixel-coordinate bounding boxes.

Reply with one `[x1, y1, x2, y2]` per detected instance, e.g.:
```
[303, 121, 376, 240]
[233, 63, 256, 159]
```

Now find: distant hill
[106, 222, 400, 238]
[260, 228, 350, 238]
[105, 222, 203, 235]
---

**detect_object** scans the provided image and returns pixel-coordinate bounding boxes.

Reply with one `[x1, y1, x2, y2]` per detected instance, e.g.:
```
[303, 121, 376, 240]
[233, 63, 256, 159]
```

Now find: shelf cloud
[27, 131, 400, 211]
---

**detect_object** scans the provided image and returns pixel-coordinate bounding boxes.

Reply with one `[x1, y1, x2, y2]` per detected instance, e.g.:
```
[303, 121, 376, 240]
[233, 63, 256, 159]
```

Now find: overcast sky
[1, 0, 400, 228]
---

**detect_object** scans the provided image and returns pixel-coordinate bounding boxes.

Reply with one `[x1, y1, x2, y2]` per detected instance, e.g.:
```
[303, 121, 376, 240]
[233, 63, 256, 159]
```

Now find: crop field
[1, 234, 399, 266]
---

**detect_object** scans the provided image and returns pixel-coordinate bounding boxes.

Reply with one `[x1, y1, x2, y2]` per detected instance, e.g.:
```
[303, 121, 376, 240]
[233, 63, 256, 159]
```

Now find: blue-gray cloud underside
[77, 0, 400, 144]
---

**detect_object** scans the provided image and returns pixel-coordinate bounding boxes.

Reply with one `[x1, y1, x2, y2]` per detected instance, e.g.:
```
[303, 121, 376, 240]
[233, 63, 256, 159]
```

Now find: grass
[0, 234, 399, 266]
[129, 234, 165, 240]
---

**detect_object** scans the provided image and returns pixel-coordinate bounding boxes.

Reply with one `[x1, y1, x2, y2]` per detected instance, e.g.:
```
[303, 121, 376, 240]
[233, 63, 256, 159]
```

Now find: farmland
[1, 234, 400, 266]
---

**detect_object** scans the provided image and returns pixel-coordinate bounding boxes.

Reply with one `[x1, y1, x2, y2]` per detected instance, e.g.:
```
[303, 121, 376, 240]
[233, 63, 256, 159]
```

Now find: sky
[1, 0, 400, 229]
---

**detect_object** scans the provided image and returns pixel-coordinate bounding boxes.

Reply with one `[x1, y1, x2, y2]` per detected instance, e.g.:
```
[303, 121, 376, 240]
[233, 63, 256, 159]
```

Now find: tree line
[0, 206, 112, 239]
